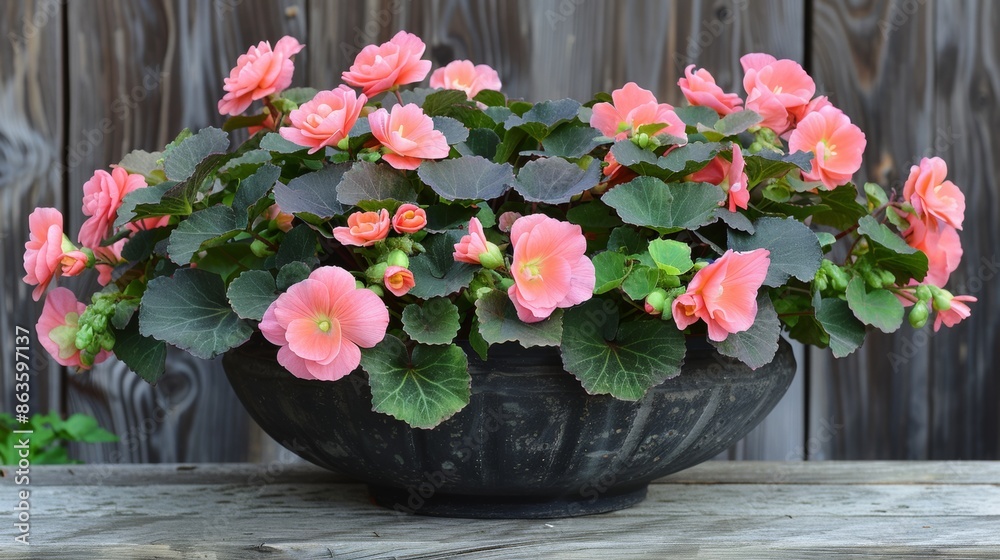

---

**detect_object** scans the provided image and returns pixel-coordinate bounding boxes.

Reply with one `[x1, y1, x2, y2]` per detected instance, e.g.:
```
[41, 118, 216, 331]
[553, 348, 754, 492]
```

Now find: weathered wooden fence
[2, 0, 997, 462]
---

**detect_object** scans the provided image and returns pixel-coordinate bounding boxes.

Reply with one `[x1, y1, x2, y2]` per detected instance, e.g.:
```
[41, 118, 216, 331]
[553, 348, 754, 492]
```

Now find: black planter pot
[223, 337, 795, 519]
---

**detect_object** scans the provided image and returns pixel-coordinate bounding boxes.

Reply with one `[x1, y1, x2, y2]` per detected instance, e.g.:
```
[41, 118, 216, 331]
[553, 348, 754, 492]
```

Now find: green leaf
[360, 336, 471, 429]
[115, 183, 176, 229]
[657, 142, 724, 177]
[513, 157, 601, 203]
[743, 150, 813, 185]
[505, 98, 581, 140]
[336, 161, 416, 206]
[223, 113, 269, 132]
[539, 125, 607, 158]
[647, 238, 693, 275]
[119, 149, 165, 183]
[712, 207, 755, 233]
[815, 298, 866, 358]
[139, 268, 253, 359]
[121, 228, 167, 262]
[714, 110, 762, 136]
[273, 164, 349, 219]
[280, 87, 319, 105]
[608, 227, 646, 254]
[468, 316, 490, 360]
[114, 318, 167, 385]
[621, 265, 659, 300]
[260, 132, 309, 154]
[167, 206, 240, 265]
[864, 182, 889, 209]
[420, 89, 470, 116]
[276, 261, 312, 291]
[424, 205, 478, 233]
[233, 163, 281, 228]
[493, 127, 528, 163]
[473, 89, 506, 107]
[456, 128, 501, 159]
[61, 414, 118, 442]
[474, 290, 564, 347]
[402, 298, 461, 345]
[845, 277, 904, 333]
[227, 270, 277, 321]
[728, 216, 823, 287]
[592, 251, 630, 294]
[603, 176, 725, 232]
[163, 127, 230, 181]
[609, 140, 663, 178]
[560, 300, 685, 400]
[712, 294, 780, 369]
[220, 149, 272, 177]
[275, 224, 318, 269]
[408, 230, 477, 298]
[417, 156, 514, 202]
[432, 115, 469, 145]
[567, 201, 623, 230]
[811, 185, 869, 230]
[675, 106, 720, 128]
[856, 215, 928, 281]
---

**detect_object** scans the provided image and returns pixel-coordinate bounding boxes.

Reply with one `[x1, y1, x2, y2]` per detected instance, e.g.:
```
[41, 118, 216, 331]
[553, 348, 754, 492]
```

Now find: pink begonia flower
[429, 60, 502, 100]
[383, 266, 415, 297]
[678, 65, 743, 116]
[788, 95, 833, 130]
[901, 211, 962, 288]
[453, 217, 490, 264]
[507, 215, 595, 323]
[391, 204, 427, 234]
[689, 145, 750, 212]
[788, 105, 866, 190]
[279, 86, 367, 154]
[368, 104, 450, 170]
[333, 209, 391, 247]
[78, 167, 149, 248]
[60, 250, 89, 277]
[265, 204, 294, 233]
[23, 208, 68, 301]
[497, 211, 522, 233]
[933, 295, 976, 332]
[93, 239, 126, 287]
[37, 287, 108, 370]
[590, 82, 687, 142]
[342, 31, 431, 97]
[218, 36, 304, 116]
[671, 249, 771, 342]
[260, 266, 389, 381]
[741, 53, 815, 135]
[903, 157, 966, 230]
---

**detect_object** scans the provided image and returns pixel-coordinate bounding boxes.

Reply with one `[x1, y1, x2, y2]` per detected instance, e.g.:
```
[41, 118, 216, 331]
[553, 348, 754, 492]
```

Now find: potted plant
[23, 32, 972, 518]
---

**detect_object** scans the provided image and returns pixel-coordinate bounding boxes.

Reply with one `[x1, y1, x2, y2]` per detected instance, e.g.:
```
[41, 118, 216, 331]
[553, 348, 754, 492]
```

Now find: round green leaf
[474, 290, 564, 348]
[845, 277, 904, 333]
[402, 298, 461, 345]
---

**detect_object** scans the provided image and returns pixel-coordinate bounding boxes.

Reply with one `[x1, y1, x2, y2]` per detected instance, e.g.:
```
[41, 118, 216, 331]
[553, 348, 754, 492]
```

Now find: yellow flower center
[317, 319, 332, 333]
[520, 259, 543, 281]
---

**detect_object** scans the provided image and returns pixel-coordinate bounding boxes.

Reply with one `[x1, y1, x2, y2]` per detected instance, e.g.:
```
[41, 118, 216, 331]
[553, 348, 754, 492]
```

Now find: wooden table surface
[2, 461, 999, 559]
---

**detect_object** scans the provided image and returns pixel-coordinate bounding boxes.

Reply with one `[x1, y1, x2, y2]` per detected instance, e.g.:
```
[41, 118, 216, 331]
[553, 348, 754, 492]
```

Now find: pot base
[367, 484, 648, 519]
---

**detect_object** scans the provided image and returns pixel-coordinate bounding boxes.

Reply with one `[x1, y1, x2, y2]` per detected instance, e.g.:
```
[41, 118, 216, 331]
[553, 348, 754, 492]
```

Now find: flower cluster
[24, 31, 972, 428]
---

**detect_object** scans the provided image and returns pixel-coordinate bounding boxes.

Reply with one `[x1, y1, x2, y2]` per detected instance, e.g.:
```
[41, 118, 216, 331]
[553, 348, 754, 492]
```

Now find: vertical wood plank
[808, 0, 999, 459]
[62, 0, 307, 463]
[0, 0, 64, 420]
[306, 0, 806, 460]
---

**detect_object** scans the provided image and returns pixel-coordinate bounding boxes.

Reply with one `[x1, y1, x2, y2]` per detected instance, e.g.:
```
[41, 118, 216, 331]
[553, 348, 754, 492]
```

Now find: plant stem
[394, 89, 404, 106]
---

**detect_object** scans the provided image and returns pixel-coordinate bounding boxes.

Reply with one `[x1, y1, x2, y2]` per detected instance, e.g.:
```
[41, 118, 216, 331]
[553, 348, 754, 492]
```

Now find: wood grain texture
[61, 0, 308, 463]
[306, 0, 806, 462]
[0, 0, 65, 422]
[2, 462, 999, 558]
[807, 0, 1000, 460]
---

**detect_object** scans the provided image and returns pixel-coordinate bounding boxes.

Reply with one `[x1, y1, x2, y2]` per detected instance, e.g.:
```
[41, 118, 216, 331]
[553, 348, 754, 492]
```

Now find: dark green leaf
[273, 164, 349, 219]
[857, 215, 928, 281]
[118, 149, 164, 183]
[714, 110, 762, 135]
[260, 132, 309, 154]
[227, 270, 277, 321]
[420, 89, 470, 116]
[424, 205, 478, 233]
[608, 227, 646, 254]
[675, 106, 720, 128]
[744, 150, 813, 185]
[122, 228, 167, 262]
[114, 318, 167, 384]
[560, 300, 685, 400]
[621, 265, 659, 300]
[167, 206, 240, 265]
[473, 89, 506, 107]
[815, 298, 866, 358]
[592, 251, 630, 294]
[567, 201, 623, 230]
[505, 98, 581, 139]
[728, 216, 823, 287]
[115, 183, 176, 229]
[540, 125, 607, 158]
[275, 224, 318, 269]
[408, 230, 477, 298]
[163, 127, 229, 181]
[845, 277, 904, 333]
[432, 116, 469, 145]
[474, 290, 564, 347]
[276, 261, 312, 291]
[657, 142, 723, 175]
[139, 268, 253, 359]
[513, 157, 601, 203]
[233, 163, 281, 228]
[456, 128, 501, 159]
[812, 185, 869, 230]
[223, 113, 269, 132]
[402, 298, 461, 345]
[603, 176, 725, 232]
[337, 161, 416, 206]
[280, 87, 319, 105]
[647, 239, 693, 275]
[360, 336, 471, 429]
[417, 156, 514, 202]
[712, 294, 780, 369]
[712, 207, 755, 233]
